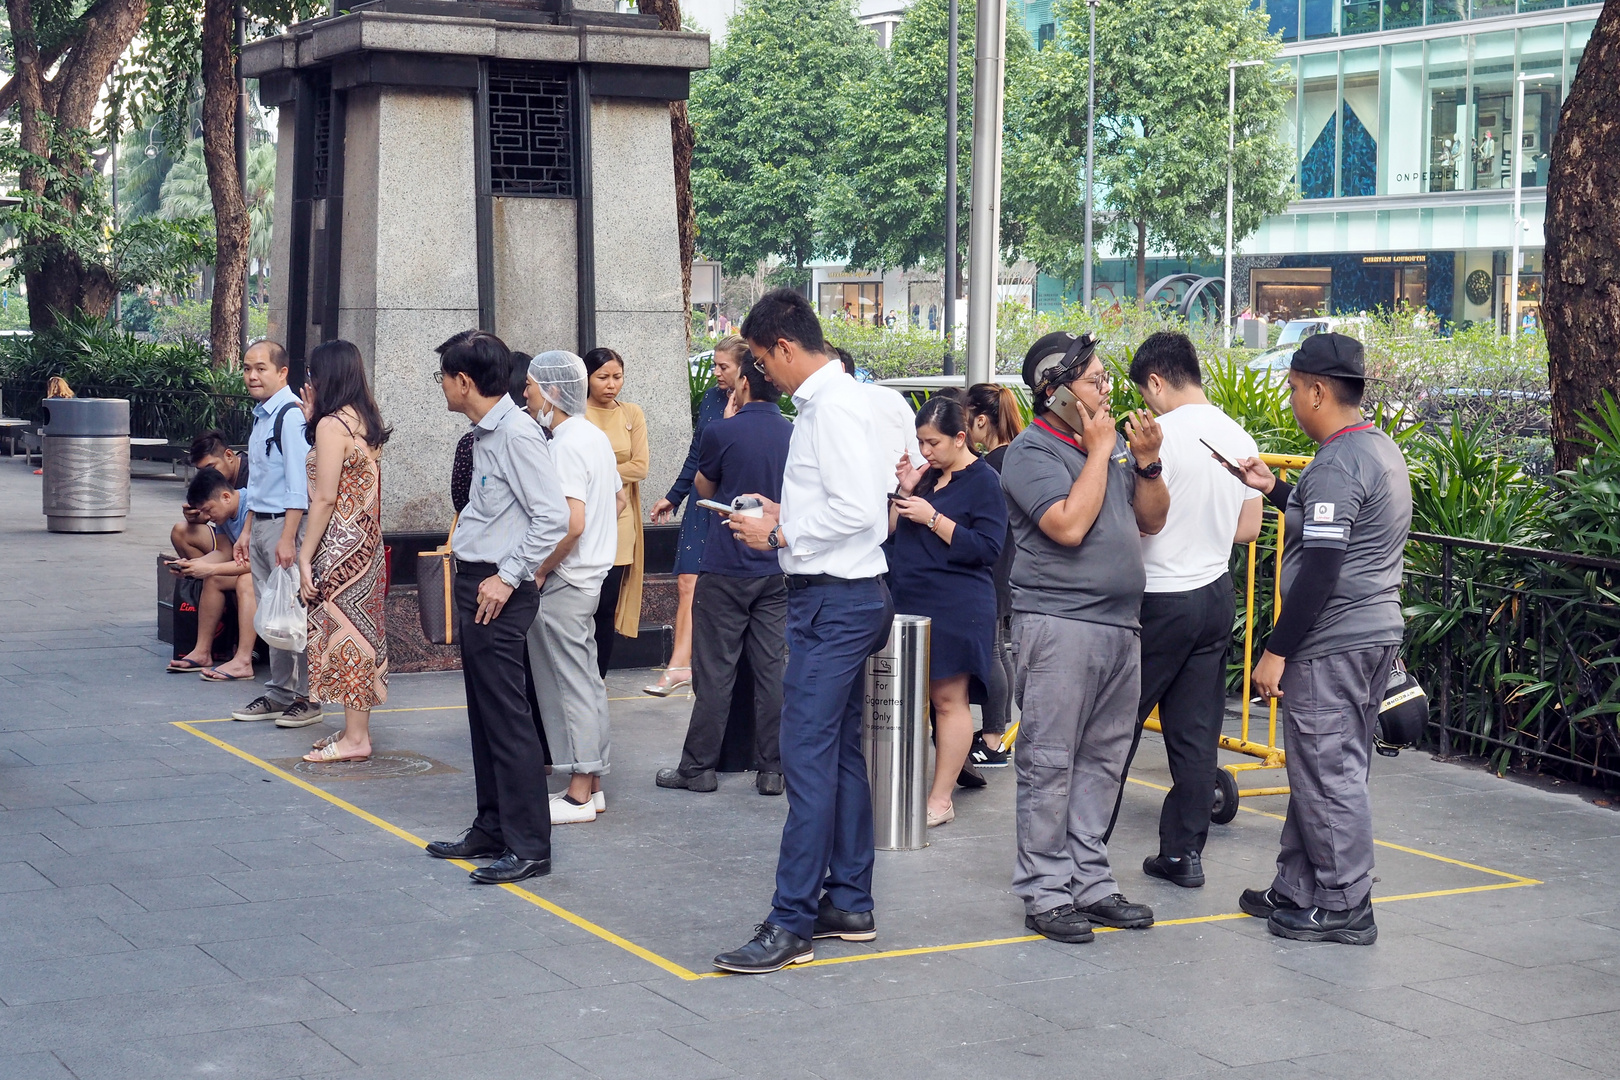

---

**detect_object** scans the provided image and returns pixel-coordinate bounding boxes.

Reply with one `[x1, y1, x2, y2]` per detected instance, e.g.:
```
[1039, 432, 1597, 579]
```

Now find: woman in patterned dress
[297, 340, 391, 763]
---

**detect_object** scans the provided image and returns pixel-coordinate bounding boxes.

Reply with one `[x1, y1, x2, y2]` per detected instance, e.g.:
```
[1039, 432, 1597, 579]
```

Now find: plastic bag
[254, 564, 308, 652]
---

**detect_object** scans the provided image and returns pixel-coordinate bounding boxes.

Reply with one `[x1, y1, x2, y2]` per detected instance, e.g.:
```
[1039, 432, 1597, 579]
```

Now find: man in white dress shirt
[713, 289, 896, 974]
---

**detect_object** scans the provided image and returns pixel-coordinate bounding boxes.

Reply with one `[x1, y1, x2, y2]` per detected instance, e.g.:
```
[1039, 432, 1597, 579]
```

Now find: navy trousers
[767, 578, 894, 940]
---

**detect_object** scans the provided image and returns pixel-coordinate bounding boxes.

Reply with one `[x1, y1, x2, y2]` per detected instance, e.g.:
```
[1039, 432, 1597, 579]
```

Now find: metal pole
[1509, 74, 1523, 343]
[944, 0, 958, 376]
[1224, 59, 1265, 351]
[965, 0, 1006, 385]
[1082, 0, 1096, 308]
[236, 4, 250, 357]
[110, 87, 119, 328]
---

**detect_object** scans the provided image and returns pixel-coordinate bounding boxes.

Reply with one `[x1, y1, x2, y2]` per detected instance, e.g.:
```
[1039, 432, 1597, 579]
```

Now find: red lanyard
[1032, 416, 1084, 450]
[1321, 421, 1374, 447]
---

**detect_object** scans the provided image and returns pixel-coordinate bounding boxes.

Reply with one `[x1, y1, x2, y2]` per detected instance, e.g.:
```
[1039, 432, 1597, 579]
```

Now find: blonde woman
[584, 347, 649, 676]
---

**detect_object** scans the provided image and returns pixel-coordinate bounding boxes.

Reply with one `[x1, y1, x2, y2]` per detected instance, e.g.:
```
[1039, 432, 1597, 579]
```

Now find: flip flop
[199, 667, 249, 682]
[167, 658, 207, 673]
[303, 741, 371, 764]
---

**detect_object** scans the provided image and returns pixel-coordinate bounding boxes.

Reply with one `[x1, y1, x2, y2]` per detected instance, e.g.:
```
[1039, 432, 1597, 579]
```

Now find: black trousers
[678, 573, 786, 776]
[456, 572, 551, 862]
[592, 564, 627, 677]
[1105, 573, 1234, 858]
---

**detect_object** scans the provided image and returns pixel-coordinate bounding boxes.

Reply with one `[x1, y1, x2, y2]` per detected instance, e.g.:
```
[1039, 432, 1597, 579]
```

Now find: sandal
[303, 741, 371, 764]
[199, 667, 249, 682]
[167, 657, 207, 673]
[644, 666, 693, 697]
[312, 730, 342, 751]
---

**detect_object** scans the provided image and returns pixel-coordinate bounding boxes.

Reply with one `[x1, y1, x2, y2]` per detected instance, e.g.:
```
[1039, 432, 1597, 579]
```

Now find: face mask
[539, 408, 556, 430]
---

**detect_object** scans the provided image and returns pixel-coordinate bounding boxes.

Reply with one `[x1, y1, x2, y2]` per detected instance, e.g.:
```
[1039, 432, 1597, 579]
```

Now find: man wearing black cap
[1000, 331, 1169, 944]
[1231, 331, 1411, 946]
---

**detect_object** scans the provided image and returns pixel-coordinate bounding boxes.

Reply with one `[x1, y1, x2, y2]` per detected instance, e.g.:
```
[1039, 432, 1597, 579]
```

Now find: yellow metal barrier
[1001, 451, 1314, 815]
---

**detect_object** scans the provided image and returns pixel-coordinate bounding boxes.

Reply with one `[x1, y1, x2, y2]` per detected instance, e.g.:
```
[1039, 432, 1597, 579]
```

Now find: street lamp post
[1509, 71, 1550, 343]
[964, 0, 1007, 385]
[1081, 0, 1097, 308]
[944, 0, 958, 375]
[1224, 58, 1265, 350]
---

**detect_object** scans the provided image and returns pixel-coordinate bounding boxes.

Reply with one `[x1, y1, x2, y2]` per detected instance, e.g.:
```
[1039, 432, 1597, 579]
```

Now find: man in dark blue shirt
[656, 361, 793, 796]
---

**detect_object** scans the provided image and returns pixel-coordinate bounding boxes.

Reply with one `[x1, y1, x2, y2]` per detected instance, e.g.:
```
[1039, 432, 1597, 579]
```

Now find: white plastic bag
[254, 564, 308, 652]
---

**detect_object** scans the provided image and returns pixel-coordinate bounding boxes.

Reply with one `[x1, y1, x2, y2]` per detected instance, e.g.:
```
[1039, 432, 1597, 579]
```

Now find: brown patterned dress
[306, 418, 388, 710]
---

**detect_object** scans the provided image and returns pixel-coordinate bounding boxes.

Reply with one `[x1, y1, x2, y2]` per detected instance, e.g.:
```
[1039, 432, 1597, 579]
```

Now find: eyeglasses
[433, 370, 451, 385]
[1072, 370, 1112, 394]
[748, 344, 776, 374]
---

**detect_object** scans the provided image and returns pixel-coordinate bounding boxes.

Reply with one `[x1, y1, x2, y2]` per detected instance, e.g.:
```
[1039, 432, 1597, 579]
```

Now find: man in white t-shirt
[524, 350, 623, 826]
[1112, 332, 1263, 889]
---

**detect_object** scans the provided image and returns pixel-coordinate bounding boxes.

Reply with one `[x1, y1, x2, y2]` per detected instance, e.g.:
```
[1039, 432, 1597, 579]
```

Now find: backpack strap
[265, 402, 300, 458]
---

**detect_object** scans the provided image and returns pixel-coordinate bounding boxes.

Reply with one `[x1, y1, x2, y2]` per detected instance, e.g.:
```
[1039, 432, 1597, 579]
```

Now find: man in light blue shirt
[230, 341, 318, 727]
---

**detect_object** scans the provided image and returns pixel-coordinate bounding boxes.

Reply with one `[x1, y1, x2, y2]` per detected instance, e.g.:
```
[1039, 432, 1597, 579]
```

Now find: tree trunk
[638, 0, 697, 345]
[1135, 219, 1148, 302]
[201, 0, 249, 366]
[1544, 0, 1620, 472]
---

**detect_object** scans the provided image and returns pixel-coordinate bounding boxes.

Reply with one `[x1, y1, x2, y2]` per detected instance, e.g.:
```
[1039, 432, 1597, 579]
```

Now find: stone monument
[243, 0, 708, 535]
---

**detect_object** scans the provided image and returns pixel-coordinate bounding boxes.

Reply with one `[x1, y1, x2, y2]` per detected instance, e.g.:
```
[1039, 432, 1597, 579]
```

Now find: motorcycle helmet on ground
[1376, 660, 1428, 757]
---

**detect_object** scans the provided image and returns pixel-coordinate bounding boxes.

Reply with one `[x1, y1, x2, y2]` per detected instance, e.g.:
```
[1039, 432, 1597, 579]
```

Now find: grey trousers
[528, 575, 612, 775]
[1273, 644, 1398, 911]
[1010, 612, 1140, 915]
[249, 517, 307, 706]
[677, 573, 786, 776]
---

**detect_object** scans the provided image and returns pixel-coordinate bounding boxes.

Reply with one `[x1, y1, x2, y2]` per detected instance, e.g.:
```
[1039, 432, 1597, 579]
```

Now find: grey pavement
[3, 454, 1620, 1079]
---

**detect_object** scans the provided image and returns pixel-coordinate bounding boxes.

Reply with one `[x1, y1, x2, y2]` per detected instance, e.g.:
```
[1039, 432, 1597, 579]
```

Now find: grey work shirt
[1279, 424, 1412, 661]
[450, 396, 570, 588]
[1000, 421, 1144, 630]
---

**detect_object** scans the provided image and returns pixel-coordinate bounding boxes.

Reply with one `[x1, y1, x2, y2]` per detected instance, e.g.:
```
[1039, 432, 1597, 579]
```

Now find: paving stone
[201, 935, 354, 980]
[305, 912, 560, 967]
[25, 843, 250, 888]
[53, 1020, 355, 1080]
[0, 916, 138, 966]
[1424, 915, 1620, 969]
[0, 944, 238, 1006]
[310, 951, 569, 1012]
[1416, 962, 1620, 1023]
[1293, 1032, 1600, 1080]
[0, 1051, 76, 1079]
[551, 1027, 735, 1080]
[1130, 996, 1424, 1068]
[0, 862, 53, 893]
[301, 1043, 599, 1080]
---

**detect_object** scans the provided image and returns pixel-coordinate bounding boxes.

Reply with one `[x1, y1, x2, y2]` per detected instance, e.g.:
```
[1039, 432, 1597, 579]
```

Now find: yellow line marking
[175, 721, 1541, 983]
[170, 720, 704, 981]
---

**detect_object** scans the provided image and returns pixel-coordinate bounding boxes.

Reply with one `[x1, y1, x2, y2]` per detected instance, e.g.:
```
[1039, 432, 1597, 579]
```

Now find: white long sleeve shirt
[778, 361, 891, 579]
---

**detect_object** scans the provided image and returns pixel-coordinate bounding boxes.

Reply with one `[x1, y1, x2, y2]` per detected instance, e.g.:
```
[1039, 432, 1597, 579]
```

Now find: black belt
[454, 559, 500, 577]
[786, 573, 880, 591]
[256, 510, 285, 520]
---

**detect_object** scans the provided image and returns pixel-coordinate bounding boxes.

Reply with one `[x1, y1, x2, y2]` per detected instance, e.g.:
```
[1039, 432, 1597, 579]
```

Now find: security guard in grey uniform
[1230, 333, 1412, 946]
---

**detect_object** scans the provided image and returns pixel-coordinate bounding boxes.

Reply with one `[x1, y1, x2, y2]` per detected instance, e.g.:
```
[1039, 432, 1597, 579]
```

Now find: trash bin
[40, 397, 131, 533]
[863, 614, 930, 851]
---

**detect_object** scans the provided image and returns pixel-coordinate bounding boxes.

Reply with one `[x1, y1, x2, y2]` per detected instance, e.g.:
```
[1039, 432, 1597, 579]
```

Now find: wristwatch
[1133, 459, 1164, 480]
[767, 525, 782, 549]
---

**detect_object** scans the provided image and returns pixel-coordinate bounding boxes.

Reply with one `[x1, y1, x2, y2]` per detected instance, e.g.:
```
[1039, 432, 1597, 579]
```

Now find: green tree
[689, 0, 881, 286]
[1028, 0, 1294, 299]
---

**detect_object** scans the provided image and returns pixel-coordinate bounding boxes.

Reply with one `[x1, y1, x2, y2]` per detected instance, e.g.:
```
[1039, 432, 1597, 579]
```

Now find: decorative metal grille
[486, 61, 574, 198]
[310, 71, 334, 198]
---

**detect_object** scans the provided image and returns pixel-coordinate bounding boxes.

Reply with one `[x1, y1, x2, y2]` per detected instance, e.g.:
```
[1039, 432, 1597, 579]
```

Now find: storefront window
[1278, 58, 1299, 191]
[818, 282, 882, 327]
[1341, 49, 1379, 196]
[1516, 25, 1564, 188]
[1300, 54, 1339, 198]
[1383, 43, 1425, 193]
[1426, 37, 1468, 192]
[1469, 32, 1516, 191]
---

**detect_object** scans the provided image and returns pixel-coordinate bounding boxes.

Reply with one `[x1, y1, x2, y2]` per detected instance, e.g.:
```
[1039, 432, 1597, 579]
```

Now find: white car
[1246, 317, 1367, 381]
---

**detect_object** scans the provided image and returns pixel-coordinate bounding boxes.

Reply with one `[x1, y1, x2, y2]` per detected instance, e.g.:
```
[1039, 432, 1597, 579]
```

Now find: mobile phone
[886, 492, 907, 502]
[695, 499, 734, 514]
[1200, 438, 1245, 478]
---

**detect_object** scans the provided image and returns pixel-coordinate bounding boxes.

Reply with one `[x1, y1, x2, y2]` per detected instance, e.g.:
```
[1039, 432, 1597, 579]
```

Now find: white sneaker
[550, 795, 597, 824]
[592, 791, 606, 814]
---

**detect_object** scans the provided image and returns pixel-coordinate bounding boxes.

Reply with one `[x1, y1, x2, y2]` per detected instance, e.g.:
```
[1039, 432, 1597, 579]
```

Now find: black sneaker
[655, 768, 718, 792]
[969, 734, 1010, 768]
[1143, 852, 1205, 889]
[957, 761, 987, 789]
[713, 923, 814, 974]
[1268, 896, 1377, 945]
[1239, 886, 1300, 920]
[756, 771, 785, 796]
[812, 896, 876, 941]
[1025, 904, 1094, 943]
[1077, 893, 1155, 928]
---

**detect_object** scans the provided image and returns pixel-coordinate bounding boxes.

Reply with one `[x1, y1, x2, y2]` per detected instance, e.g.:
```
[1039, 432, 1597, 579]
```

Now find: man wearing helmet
[1000, 331, 1169, 944]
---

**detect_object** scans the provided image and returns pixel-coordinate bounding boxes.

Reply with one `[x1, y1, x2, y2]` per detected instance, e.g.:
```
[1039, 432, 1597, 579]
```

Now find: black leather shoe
[812, 896, 876, 941]
[1025, 904, 1094, 943]
[425, 827, 503, 860]
[468, 851, 551, 885]
[957, 761, 987, 789]
[756, 771, 785, 796]
[1078, 893, 1155, 928]
[1268, 896, 1377, 945]
[1143, 852, 1205, 888]
[656, 768, 718, 792]
[713, 923, 814, 974]
[1239, 886, 1300, 920]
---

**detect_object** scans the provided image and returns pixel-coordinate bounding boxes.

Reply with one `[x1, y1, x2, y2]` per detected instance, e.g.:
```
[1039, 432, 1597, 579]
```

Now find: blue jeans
[768, 578, 894, 939]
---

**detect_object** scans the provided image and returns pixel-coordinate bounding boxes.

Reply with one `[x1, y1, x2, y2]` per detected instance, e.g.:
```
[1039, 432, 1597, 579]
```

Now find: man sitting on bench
[171, 431, 249, 558]
[166, 467, 257, 680]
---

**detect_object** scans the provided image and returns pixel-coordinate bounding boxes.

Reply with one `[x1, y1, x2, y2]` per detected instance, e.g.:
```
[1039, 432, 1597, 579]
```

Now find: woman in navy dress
[649, 336, 748, 696]
[889, 394, 1007, 828]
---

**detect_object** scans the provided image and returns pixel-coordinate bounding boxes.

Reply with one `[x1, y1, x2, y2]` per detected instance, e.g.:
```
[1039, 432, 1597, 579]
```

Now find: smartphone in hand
[1200, 438, 1245, 480]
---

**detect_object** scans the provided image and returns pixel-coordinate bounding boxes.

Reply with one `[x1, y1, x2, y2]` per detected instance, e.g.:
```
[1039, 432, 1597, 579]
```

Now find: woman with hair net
[523, 350, 623, 825]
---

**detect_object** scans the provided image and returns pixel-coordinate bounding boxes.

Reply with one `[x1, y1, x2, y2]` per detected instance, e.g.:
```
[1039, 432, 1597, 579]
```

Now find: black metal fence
[0, 381, 256, 446]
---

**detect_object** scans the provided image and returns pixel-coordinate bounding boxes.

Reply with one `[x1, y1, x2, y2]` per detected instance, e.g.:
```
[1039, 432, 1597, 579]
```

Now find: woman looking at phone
[887, 395, 1008, 827]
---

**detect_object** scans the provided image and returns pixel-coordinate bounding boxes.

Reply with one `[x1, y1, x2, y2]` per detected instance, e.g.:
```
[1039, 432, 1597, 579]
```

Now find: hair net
[528, 350, 589, 417]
